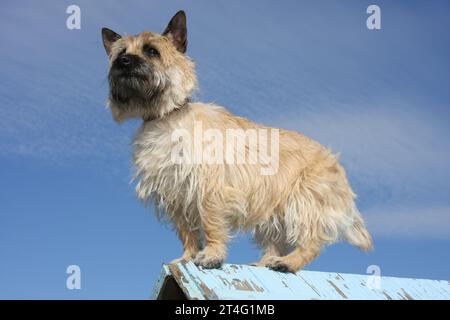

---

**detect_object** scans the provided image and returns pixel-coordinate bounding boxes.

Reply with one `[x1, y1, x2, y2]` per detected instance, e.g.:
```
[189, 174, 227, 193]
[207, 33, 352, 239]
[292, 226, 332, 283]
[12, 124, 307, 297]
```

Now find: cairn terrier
[101, 10, 373, 273]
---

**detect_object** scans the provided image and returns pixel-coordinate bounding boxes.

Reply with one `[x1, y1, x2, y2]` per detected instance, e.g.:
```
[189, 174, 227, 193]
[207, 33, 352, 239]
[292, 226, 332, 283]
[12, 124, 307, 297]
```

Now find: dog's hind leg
[251, 227, 289, 267]
[265, 238, 322, 273]
[251, 242, 288, 267]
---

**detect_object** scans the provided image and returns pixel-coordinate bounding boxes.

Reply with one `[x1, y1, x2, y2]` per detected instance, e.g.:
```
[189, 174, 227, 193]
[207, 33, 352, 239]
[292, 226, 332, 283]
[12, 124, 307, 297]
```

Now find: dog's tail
[344, 210, 374, 251]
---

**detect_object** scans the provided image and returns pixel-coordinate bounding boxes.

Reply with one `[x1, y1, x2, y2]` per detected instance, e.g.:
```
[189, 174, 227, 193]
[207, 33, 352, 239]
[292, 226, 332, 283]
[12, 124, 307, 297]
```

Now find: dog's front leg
[193, 210, 228, 269]
[171, 223, 202, 264]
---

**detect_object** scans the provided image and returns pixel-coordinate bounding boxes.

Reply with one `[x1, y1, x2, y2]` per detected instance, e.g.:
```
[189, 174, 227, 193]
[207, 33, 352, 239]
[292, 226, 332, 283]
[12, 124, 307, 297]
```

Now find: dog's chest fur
[132, 104, 201, 226]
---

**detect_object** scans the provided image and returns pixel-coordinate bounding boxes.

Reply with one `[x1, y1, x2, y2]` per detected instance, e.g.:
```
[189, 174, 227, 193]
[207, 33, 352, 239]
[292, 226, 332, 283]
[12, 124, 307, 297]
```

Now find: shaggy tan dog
[101, 11, 373, 273]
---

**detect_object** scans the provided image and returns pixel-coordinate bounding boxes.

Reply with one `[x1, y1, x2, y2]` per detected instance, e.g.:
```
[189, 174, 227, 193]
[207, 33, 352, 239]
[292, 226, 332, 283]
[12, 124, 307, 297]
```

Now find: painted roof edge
[152, 261, 450, 300]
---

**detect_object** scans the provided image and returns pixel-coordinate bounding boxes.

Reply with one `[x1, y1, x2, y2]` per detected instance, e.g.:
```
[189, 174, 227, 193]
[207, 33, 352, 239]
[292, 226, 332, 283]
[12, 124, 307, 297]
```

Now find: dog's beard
[108, 65, 167, 106]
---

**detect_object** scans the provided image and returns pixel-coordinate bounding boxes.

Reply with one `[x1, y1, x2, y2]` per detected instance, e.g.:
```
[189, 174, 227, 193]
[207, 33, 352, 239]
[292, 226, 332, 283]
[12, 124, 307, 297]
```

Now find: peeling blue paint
[152, 262, 450, 300]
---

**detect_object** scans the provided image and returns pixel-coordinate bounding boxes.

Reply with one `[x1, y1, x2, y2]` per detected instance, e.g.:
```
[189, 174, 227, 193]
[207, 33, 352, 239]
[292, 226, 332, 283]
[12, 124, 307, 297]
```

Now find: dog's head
[102, 10, 197, 122]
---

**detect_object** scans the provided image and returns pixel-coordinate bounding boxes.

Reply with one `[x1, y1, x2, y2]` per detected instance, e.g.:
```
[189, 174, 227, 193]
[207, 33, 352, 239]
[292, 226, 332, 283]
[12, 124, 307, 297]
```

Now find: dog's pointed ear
[102, 28, 121, 56]
[162, 10, 187, 53]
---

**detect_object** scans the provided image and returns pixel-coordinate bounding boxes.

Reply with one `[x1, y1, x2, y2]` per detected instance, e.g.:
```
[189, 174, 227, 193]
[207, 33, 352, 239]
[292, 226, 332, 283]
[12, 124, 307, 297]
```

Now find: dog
[101, 10, 373, 273]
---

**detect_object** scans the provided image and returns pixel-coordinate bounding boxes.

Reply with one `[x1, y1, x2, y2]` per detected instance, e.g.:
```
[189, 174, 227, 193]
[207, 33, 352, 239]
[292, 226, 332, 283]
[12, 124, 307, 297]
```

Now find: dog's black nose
[116, 54, 141, 69]
[120, 55, 131, 66]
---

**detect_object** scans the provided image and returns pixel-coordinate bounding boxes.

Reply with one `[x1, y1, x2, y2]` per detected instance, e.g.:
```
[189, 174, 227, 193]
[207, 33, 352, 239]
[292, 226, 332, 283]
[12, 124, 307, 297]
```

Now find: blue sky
[0, 0, 449, 299]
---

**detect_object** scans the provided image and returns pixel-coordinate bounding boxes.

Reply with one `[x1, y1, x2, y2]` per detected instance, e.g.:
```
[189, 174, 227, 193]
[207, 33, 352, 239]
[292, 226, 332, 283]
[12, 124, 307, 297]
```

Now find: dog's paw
[170, 257, 188, 264]
[193, 251, 223, 269]
[170, 250, 199, 265]
[265, 257, 296, 273]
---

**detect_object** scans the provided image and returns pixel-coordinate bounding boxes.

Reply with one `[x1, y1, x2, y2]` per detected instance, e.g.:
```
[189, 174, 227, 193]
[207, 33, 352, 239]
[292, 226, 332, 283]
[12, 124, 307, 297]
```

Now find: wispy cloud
[278, 103, 450, 182]
[365, 206, 450, 238]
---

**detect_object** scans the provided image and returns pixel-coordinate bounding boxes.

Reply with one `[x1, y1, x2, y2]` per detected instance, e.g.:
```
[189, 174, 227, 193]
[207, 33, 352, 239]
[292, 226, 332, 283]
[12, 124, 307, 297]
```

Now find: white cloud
[365, 206, 450, 238]
[276, 103, 450, 179]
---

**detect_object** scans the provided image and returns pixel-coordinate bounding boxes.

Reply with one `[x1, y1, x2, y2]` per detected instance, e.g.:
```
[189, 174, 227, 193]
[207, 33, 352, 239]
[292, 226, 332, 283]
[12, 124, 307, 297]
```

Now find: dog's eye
[143, 44, 159, 57]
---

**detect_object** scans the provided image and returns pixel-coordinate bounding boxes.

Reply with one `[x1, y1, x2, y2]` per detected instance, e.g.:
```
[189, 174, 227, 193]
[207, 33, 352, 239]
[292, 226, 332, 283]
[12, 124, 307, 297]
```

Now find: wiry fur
[102, 11, 373, 273]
